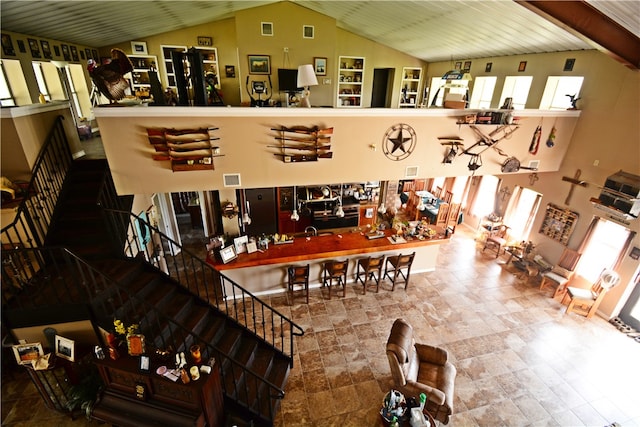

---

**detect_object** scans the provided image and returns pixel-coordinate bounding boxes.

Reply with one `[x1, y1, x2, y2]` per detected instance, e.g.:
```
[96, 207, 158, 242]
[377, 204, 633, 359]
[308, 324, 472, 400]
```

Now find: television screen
[278, 68, 301, 92]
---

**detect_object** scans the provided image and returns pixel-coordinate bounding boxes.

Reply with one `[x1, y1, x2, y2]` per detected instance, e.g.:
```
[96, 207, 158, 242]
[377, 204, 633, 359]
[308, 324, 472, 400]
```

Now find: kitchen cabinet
[398, 67, 423, 108]
[337, 56, 365, 107]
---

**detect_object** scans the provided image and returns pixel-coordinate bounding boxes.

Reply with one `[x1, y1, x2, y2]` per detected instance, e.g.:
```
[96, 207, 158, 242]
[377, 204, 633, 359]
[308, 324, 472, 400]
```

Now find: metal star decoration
[382, 123, 416, 161]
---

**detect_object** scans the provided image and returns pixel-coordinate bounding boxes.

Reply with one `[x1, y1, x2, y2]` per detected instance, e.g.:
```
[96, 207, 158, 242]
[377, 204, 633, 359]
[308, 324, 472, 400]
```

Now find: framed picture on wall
[518, 61, 527, 72]
[53, 45, 60, 57]
[61, 44, 71, 61]
[314, 57, 327, 76]
[17, 39, 26, 53]
[28, 38, 41, 58]
[40, 40, 52, 59]
[248, 55, 271, 74]
[70, 45, 79, 61]
[131, 41, 148, 55]
[1, 33, 16, 56]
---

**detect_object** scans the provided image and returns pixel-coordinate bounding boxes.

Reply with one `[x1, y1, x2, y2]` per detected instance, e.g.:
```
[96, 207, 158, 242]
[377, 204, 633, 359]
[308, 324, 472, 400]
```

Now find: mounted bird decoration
[87, 48, 134, 103]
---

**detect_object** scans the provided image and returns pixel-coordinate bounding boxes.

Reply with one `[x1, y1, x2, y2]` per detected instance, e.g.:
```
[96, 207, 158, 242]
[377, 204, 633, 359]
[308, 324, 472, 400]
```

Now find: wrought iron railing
[99, 207, 304, 363]
[1, 115, 72, 250]
[1, 246, 286, 421]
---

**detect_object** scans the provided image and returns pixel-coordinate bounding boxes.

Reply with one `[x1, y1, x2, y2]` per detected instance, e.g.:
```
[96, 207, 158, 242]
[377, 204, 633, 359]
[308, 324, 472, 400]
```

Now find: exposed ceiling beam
[516, 0, 640, 70]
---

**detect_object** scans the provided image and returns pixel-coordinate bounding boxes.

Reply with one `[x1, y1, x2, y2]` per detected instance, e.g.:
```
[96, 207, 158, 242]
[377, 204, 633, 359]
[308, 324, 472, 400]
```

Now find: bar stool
[287, 264, 310, 304]
[322, 260, 348, 299]
[383, 252, 415, 290]
[355, 255, 385, 294]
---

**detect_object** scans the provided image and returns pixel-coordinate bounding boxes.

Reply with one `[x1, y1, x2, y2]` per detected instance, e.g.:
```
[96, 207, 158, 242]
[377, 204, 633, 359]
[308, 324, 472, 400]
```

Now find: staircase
[3, 155, 300, 426]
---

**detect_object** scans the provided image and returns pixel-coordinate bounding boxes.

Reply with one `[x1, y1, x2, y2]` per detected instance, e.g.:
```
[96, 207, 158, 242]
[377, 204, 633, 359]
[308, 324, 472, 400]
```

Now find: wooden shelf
[337, 56, 365, 107]
[539, 203, 578, 245]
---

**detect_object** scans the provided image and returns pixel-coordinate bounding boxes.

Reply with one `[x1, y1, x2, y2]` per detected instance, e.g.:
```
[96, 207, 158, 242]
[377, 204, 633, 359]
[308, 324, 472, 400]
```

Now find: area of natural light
[576, 218, 631, 283]
[503, 186, 541, 241]
[499, 76, 533, 109]
[471, 175, 499, 217]
[539, 76, 584, 110]
[469, 76, 496, 109]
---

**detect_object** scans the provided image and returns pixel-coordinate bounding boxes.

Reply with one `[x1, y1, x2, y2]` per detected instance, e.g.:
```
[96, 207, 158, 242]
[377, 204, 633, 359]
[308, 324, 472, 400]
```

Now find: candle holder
[190, 345, 202, 364]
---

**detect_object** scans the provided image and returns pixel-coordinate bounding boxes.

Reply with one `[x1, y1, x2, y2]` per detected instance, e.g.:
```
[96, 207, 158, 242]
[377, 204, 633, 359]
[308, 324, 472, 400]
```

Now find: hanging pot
[501, 156, 538, 173]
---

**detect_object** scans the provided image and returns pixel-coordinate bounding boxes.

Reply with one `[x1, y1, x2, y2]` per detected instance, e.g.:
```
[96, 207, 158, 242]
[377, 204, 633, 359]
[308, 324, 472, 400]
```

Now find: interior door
[371, 68, 393, 108]
[619, 273, 640, 331]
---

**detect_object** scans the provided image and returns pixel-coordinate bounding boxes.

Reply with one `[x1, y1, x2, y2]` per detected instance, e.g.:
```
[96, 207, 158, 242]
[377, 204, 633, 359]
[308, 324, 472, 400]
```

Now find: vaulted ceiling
[1, 0, 638, 68]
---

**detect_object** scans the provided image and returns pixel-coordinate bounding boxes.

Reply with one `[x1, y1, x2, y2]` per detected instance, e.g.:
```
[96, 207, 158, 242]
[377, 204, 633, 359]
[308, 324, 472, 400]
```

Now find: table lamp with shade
[297, 64, 318, 107]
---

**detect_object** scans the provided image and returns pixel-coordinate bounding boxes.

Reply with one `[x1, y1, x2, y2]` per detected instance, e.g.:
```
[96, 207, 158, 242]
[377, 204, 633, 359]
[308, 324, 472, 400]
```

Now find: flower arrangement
[113, 319, 139, 337]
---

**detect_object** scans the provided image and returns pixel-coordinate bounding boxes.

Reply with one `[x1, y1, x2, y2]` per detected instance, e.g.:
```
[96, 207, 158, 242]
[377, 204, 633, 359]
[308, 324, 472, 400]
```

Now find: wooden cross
[562, 169, 587, 205]
[529, 172, 539, 186]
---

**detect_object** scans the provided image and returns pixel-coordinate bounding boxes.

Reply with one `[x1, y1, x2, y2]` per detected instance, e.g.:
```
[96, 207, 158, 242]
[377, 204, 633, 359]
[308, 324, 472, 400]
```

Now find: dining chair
[442, 190, 453, 204]
[435, 202, 450, 228]
[446, 202, 461, 234]
[539, 248, 581, 298]
[562, 270, 620, 318]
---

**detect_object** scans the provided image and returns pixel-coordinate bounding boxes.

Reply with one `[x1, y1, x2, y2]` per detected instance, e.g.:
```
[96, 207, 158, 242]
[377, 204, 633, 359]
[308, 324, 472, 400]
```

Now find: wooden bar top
[208, 228, 449, 271]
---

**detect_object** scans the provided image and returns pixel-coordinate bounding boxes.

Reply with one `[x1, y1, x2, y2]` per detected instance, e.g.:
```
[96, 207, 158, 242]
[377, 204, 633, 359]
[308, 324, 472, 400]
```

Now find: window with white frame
[1, 59, 30, 105]
[428, 77, 468, 107]
[469, 76, 497, 109]
[451, 176, 469, 205]
[471, 175, 499, 218]
[502, 186, 542, 241]
[32, 62, 52, 101]
[539, 76, 584, 110]
[575, 218, 632, 283]
[499, 76, 533, 109]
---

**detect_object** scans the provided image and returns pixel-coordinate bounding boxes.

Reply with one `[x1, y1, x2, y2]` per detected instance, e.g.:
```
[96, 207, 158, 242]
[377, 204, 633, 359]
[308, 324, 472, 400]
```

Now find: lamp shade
[297, 64, 318, 88]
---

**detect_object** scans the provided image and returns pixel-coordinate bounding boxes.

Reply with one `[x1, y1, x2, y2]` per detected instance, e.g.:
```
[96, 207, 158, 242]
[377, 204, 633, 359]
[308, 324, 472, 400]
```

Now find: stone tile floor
[3, 227, 639, 426]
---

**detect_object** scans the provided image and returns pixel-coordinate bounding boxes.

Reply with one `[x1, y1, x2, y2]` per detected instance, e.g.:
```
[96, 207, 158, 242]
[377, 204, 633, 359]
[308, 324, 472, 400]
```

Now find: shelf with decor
[194, 47, 219, 88]
[398, 67, 423, 108]
[539, 203, 579, 245]
[127, 54, 159, 97]
[337, 56, 365, 108]
[161, 45, 187, 89]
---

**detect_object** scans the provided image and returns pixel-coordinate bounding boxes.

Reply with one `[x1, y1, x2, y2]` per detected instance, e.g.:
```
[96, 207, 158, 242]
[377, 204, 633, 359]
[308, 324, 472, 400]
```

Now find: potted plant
[65, 362, 104, 419]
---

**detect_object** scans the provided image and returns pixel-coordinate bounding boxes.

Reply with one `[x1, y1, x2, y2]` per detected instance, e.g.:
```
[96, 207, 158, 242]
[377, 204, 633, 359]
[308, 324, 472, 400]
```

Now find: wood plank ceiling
[1, 0, 638, 68]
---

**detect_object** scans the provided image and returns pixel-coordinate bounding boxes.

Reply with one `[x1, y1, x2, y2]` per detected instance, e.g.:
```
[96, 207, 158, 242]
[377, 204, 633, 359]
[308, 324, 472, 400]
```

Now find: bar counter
[207, 228, 450, 296]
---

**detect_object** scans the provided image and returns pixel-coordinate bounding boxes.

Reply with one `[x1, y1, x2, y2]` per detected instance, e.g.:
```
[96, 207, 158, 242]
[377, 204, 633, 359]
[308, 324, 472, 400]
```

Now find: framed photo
[53, 45, 60, 57]
[234, 235, 249, 254]
[131, 41, 148, 55]
[139, 355, 150, 373]
[248, 54, 271, 74]
[127, 334, 145, 356]
[40, 40, 52, 59]
[219, 245, 237, 264]
[70, 45, 79, 61]
[225, 65, 236, 78]
[85, 48, 92, 61]
[12, 342, 44, 365]
[246, 241, 257, 254]
[463, 61, 472, 70]
[518, 61, 527, 72]
[485, 62, 492, 72]
[303, 25, 314, 39]
[314, 57, 327, 76]
[564, 58, 576, 72]
[261, 22, 273, 36]
[92, 49, 99, 60]
[197, 36, 213, 46]
[54, 335, 75, 362]
[28, 38, 41, 58]
[17, 39, 26, 53]
[1, 33, 16, 56]
[454, 61, 462, 70]
[61, 44, 71, 61]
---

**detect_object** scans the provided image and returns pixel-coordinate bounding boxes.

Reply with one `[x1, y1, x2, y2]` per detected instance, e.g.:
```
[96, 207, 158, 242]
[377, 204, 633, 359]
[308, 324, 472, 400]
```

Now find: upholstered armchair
[386, 318, 456, 424]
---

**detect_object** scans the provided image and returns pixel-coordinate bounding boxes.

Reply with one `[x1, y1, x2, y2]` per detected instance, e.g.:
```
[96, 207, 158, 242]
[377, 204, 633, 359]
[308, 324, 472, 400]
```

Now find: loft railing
[100, 207, 304, 364]
[1, 115, 72, 250]
[1, 246, 286, 422]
